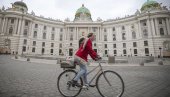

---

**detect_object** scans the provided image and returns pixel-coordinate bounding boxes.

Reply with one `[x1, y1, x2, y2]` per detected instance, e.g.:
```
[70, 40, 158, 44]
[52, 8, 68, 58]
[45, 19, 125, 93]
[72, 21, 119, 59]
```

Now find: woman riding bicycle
[69, 33, 100, 88]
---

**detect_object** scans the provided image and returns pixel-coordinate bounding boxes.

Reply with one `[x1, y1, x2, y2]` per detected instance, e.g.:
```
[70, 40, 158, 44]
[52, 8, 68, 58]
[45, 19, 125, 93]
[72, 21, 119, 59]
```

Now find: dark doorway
[69, 48, 73, 56]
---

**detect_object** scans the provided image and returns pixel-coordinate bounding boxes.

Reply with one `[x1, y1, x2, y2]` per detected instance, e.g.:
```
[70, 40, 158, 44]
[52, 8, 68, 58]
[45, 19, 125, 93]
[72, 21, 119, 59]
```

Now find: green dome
[75, 4, 91, 17]
[141, 0, 160, 11]
[14, 1, 28, 9]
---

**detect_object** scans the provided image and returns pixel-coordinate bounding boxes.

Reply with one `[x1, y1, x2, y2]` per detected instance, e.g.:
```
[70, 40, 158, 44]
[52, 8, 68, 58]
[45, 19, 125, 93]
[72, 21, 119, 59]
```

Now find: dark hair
[79, 37, 85, 47]
[87, 33, 93, 38]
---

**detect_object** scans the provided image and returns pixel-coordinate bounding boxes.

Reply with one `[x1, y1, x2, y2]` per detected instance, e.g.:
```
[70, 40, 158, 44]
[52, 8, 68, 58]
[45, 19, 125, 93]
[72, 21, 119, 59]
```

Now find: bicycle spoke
[96, 71, 124, 97]
[57, 70, 83, 97]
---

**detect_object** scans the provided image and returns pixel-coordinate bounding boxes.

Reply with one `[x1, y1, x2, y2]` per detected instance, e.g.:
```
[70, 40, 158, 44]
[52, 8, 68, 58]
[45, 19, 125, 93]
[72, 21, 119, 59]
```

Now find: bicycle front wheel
[96, 70, 124, 97]
[57, 70, 83, 97]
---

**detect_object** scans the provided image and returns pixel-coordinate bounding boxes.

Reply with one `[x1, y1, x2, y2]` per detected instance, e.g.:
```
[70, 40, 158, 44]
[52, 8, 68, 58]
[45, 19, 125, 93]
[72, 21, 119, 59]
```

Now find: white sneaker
[82, 84, 89, 89]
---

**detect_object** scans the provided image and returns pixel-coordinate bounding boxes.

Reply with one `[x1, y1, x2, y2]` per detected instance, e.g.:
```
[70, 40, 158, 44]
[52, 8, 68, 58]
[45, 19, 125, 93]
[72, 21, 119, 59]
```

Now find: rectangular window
[51, 49, 53, 53]
[22, 46, 26, 52]
[123, 49, 127, 54]
[32, 47, 35, 52]
[158, 19, 162, 24]
[52, 27, 55, 31]
[104, 28, 107, 32]
[51, 43, 54, 47]
[113, 34, 116, 41]
[112, 27, 115, 31]
[59, 43, 62, 48]
[114, 50, 117, 54]
[113, 44, 116, 48]
[104, 35, 107, 41]
[60, 34, 63, 41]
[59, 49, 62, 55]
[105, 50, 108, 55]
[23, 29, 27, 37]
[145, 48, 149, 54]
[33, 41, 36, 46]
[123, 43, 126, 48]
[70, 34, 73, 41]
[122, 26, 125, 30]
[133, 42, 137, 47]
[134, 49, 137, 54]
[144, 41, 148, 46]
[42, 48, 45, 54]
[33, 31, 37, 38]
[11, 19, 14, 24]
[122, 33, 126, 40]
[43, 33, 46, 39]
[42, 42, 45, 47]
[44, 26, 46, 30]
[35, 24, 38, 28]
[25, 20, 29, 26]
[51, 33, 55, 40]
[105, 44, 107, 48]
[23, 39, 27, 45]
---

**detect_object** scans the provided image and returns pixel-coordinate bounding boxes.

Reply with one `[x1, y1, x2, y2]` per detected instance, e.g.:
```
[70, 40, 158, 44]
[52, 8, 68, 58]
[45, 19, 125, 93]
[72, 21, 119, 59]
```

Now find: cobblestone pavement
[0, 55, 170, 97]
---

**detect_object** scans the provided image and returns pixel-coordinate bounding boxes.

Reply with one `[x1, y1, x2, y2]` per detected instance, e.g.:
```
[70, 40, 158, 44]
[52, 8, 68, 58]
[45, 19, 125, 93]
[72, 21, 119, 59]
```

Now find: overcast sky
[0, 0, 170, 21]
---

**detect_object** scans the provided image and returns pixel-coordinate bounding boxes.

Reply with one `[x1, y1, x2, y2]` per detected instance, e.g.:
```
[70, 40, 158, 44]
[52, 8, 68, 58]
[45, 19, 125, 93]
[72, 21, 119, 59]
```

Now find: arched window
[160, 28, 164, 35]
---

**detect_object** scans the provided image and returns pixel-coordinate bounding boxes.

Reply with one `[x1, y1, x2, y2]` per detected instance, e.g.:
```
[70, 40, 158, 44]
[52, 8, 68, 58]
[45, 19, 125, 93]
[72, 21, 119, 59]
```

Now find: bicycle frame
[85, 61, 105, 85]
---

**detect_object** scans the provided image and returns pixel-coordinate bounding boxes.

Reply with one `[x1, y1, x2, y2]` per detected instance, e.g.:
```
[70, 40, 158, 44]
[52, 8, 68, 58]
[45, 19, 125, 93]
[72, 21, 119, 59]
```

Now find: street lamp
[159, 47, 162, 58]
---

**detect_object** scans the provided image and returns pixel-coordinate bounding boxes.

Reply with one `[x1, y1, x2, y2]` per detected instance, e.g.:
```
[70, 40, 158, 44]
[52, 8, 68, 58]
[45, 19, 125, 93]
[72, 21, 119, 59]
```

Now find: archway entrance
[2, 39, 11, 54]
[163, 41, 170, 58]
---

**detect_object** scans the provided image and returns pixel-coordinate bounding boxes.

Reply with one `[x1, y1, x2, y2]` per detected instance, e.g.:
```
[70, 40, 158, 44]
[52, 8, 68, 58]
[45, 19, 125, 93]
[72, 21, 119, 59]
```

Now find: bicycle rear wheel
[96, 70, 124, 97]
[57, 70, 83, 97]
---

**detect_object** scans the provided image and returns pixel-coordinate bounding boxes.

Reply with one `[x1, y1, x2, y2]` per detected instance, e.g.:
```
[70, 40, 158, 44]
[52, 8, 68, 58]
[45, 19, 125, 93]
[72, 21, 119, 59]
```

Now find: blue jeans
[73, 56, 88, 84]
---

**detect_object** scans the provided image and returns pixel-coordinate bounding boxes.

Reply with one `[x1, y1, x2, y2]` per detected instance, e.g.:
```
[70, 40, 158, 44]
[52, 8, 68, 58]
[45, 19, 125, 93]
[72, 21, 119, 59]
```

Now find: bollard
[140, 61, 144, 66]
[15, 55, 18, 59]
[158, 61, 163, 65]
[27, 58, 30, 61]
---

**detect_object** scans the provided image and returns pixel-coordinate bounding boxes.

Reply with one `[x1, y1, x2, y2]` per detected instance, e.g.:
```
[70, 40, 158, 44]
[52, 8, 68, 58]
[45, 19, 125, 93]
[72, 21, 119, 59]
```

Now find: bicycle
[57, 58, 124, 97]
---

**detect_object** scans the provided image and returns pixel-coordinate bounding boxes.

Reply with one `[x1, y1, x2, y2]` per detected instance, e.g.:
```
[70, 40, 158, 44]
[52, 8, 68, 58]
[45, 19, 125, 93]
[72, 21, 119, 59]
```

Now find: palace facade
[0, 0, 170, 57]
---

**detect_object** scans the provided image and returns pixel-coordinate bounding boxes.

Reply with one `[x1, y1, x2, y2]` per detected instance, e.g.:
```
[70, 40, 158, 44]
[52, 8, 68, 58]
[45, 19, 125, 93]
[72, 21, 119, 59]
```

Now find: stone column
[19, 17, 25, 35]
[166, 18, 170, 35]
[14, 18, 18, 35]
[77, 27, 79, 39]
[3, 17, 8, 35]
[75, 27, 77, 40]
[155, 18, 159, 35]
[151, 18, 156, 36]
[2, 18, 6, 34]
[147, 19, 152, 37]
[100, 27, 102, 41]
[98, 27, 100, 41]
[65, 27, 67, 40]
[29, 21, 33, 37]
[138, 20, 142, 38]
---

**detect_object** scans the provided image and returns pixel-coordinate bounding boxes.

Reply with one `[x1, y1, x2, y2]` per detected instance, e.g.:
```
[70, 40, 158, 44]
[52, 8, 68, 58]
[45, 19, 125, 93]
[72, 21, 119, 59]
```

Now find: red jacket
[75, 38, 97, 62]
